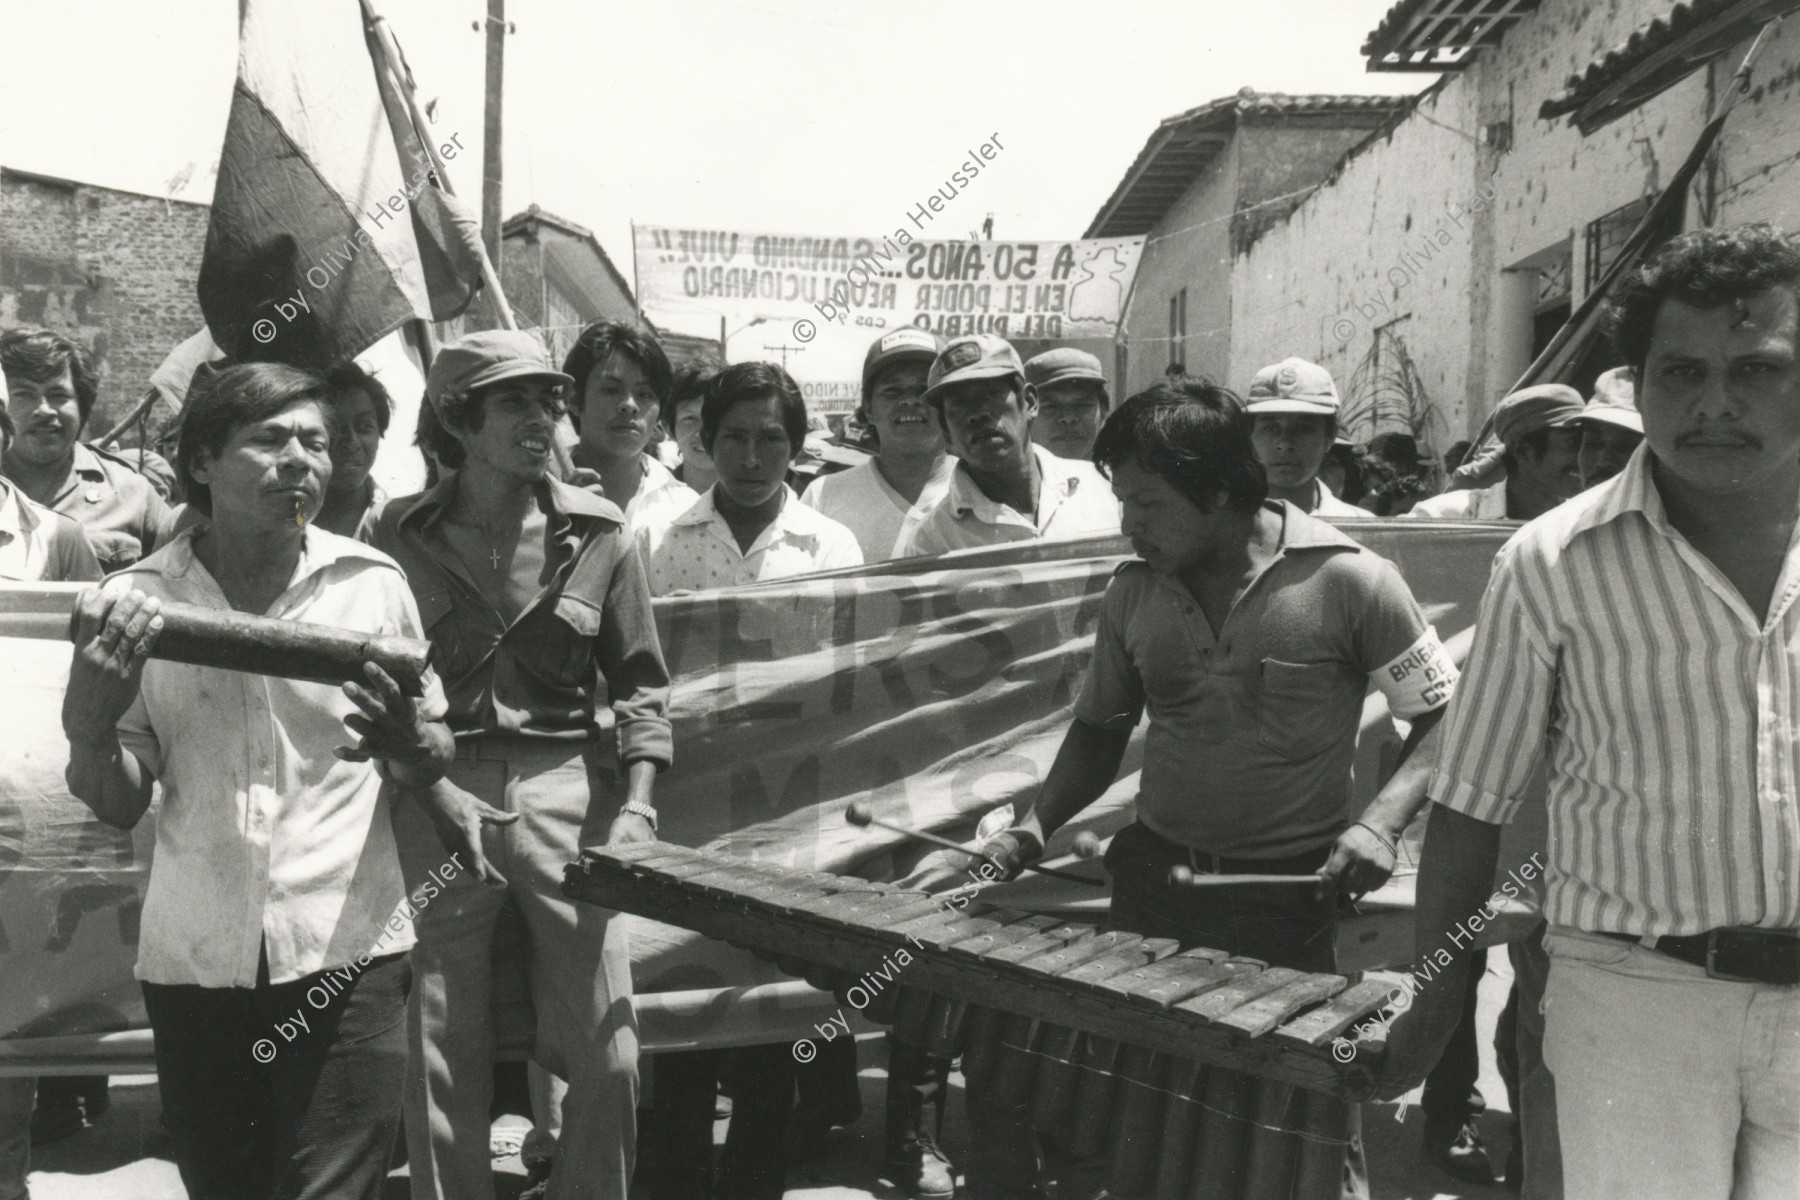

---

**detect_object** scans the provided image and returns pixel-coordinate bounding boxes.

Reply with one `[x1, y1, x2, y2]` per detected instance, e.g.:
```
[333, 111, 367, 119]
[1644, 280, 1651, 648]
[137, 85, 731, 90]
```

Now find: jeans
[395, 737, 638, 1200]
[140, 947, 411, 1200]
[1542, 926, 1800, 1200]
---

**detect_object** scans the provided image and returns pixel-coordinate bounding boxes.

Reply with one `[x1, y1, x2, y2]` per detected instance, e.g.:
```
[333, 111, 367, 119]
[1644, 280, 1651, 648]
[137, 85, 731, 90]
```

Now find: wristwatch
[620, 798, 659, 832]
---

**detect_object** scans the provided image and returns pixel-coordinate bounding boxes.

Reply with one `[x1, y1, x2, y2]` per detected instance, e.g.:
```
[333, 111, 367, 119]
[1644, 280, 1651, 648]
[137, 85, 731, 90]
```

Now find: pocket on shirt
[1255, 659, 1339, 760]
[546, 594, 602, 684]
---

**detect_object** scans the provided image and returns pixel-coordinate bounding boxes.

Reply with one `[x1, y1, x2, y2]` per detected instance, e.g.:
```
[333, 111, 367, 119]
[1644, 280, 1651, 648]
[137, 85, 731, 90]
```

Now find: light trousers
[395, 738, 638, 1200]
[1543, 926, 1800, 1200]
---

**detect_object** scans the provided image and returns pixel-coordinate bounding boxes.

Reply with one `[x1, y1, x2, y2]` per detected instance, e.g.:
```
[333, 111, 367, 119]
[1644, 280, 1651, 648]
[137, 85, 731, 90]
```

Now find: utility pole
[761, 342, 804, 368]
[479, 0, 508, 267]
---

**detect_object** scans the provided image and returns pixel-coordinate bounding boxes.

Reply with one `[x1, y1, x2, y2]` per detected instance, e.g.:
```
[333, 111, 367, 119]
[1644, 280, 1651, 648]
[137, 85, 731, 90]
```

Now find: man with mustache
[800, 328, 954, 563]
[1382, 222, 1800, 1199]
[1406, 386, 1585, 521]
[375, 330, 673, 1200]
[1244, 357, 1366, 517]
[893, 335, 1119, 558]
[1573, 366, 1644, 489]
[1, 328, 170, 572]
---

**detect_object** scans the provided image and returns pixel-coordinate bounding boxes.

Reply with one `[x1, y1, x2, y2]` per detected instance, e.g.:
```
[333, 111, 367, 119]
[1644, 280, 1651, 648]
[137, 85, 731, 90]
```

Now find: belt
[1600, 928, 1800, 986]
[1131, 822, 1332, 876]
[451, 735, 589, 765]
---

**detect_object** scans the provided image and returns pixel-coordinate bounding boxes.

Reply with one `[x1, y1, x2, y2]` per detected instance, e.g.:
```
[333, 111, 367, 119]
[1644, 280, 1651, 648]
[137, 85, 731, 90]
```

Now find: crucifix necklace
[487, 547, 502, 570]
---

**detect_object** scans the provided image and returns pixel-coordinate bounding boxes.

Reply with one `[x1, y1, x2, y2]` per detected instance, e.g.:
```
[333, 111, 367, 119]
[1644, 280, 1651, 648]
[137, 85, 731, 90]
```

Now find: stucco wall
[1229, 1, 1800, 450]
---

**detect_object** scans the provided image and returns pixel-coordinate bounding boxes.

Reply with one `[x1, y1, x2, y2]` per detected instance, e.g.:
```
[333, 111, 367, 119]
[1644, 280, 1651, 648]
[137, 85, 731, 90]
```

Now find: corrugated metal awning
[1361, 0, 1544, 71]
[1539, 0, 1798, 133]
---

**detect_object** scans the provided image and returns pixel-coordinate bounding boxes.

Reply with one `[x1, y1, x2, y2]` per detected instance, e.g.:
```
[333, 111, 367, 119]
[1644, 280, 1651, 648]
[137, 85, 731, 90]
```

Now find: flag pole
[362, 0, 516, 331]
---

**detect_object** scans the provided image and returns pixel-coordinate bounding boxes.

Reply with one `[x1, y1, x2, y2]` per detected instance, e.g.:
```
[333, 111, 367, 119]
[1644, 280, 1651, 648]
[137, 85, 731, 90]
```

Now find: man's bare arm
[62, 590, 161, 829]
[992, 718, 1131, 872]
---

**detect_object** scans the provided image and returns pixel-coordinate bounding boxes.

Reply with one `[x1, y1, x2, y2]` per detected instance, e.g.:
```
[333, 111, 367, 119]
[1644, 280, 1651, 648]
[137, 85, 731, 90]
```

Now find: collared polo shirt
[636, 486, 863, 595]
[799, 455, 956, 562]
[1405, 480, 1510, 521]
[894, 444, 1120, 558]
[0, 477, 100, 582]
[1076, 502, 1455, 858]
[38, 442, 171, 570]
[375, 475, 673, 760]
[1432, 445, 1800, 935]
[109, 526, 448, 987]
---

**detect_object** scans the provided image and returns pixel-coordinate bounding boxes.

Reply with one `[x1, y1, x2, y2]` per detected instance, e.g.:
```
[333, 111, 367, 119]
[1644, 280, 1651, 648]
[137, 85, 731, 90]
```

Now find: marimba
[566, 842, 1404, 1200]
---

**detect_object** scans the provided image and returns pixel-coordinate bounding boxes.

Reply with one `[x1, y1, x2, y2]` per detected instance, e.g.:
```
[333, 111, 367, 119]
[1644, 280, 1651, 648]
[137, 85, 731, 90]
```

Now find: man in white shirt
[59, 362, 456, 1200]
[800, 328, 954, 562]
[894, 335, 1119, 557]
[1244, 357, 1367, 518]
[1406, 386, 1585, 521]
[638, 362, 861, 595]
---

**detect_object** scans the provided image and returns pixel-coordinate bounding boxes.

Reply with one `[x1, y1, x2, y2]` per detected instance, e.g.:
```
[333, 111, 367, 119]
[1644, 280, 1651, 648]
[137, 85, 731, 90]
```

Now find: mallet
[844, 802, 1105, 887]
[1167, 864, 1328, 890]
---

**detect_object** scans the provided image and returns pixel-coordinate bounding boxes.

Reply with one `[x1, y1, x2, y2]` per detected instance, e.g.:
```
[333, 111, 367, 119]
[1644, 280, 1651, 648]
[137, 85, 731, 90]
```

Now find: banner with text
[0, 522, 1508, 1051]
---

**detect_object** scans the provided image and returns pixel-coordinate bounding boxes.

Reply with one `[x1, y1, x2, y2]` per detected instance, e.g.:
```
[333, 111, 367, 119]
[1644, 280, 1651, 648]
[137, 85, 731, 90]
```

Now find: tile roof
[1083, 90, 1410, 240]
[1539, 0, 1799, 131]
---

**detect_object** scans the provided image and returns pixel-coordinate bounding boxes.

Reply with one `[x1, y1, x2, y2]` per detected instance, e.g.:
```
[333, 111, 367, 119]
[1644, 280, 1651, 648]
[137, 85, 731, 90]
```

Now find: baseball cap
[1575, 367, 1642, 435]
[425, 330, 573, 418]
[1024, 348, 1108, 401]
[1245, 358, 1339, 416]
[923, 334, 1024, 403]
[861, 328, 942, 398]
[1491, 384, 1585, 449]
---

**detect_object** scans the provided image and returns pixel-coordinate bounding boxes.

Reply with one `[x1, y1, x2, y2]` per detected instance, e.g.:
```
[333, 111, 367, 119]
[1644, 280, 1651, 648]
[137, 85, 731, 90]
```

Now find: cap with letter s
[1245, 357, 1339, 416]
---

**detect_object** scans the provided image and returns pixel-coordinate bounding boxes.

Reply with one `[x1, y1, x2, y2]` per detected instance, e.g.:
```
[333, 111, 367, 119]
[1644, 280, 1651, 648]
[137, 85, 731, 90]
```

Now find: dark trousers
[141, 948, 411, 1200]
[648, 1043, 795, 1200]
[1423, 947, 1488, 1127]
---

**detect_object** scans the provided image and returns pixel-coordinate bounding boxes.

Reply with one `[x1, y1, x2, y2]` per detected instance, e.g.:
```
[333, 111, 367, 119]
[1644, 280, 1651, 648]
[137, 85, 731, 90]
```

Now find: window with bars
[1585, 195, 1658, 292]
[1168, 288, 1187, 371]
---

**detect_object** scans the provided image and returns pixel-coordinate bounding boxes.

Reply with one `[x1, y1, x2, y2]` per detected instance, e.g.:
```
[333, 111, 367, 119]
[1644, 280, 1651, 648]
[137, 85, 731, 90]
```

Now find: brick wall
[0, 169, 211, 437]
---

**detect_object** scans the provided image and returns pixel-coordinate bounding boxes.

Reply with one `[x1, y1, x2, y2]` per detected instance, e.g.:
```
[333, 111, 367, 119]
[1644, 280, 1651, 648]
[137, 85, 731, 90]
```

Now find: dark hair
[324, 361, 392, 434]
[1499, 426, 1559, 474]
[1442, 438, 1473, 473]
[177, 363, 327, 516]
[0, 327, 100, 426]
[1323, 441, 1365, 504]
[1091, 375, 1266, 515]
[700, 362, 809, 453]
[561, 321, 673, 432]
[0, 404, 12, 449]
[1608, 223, 1800, 373]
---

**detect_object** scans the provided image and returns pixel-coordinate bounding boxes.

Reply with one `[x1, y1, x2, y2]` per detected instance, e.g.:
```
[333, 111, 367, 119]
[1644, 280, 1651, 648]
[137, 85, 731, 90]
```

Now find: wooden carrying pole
[0, 583, 431, 696]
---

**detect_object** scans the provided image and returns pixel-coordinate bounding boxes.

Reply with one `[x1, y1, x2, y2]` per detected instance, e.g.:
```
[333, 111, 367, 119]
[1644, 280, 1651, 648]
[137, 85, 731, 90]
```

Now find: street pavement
[22, 957, 1520, 1199]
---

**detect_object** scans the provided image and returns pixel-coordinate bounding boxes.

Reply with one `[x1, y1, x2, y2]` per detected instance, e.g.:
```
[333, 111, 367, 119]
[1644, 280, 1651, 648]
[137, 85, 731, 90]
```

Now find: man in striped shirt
[1385, 224, 1800, 1200]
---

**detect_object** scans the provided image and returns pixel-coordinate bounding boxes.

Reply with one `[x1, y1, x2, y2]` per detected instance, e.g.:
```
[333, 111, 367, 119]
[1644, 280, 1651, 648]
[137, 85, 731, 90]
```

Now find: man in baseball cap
[1024, 347, 1109, 461]
[1408, 384, 1585, 520]
[800, 328, 953, 563]
[378, 327, 672, 1200]
[896, 334, 1119, 557]
[1573, 367, 1644, 488]
[1244, 357, 1365, 517]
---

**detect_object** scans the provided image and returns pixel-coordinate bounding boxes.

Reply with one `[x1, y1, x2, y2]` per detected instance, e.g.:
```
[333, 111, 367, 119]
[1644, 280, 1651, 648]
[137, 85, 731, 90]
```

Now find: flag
[197, 0, 485, 368]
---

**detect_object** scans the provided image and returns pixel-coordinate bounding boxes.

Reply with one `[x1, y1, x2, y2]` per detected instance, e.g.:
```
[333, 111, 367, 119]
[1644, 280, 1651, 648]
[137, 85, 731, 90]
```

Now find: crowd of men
[0, 220, 1792, 1200]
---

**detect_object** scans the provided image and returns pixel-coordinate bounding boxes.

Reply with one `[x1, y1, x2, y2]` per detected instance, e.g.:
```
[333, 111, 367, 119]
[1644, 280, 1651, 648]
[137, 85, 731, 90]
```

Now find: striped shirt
[1432, 445, 1800, 936]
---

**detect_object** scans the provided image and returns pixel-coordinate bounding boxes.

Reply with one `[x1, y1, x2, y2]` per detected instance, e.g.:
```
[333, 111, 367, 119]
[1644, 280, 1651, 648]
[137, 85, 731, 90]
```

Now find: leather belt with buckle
[1601, 928, 1800, 985]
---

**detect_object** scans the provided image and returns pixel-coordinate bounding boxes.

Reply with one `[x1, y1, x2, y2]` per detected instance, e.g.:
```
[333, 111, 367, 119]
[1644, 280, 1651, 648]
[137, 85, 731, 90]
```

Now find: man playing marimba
[961, 376, 1457, 1200]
